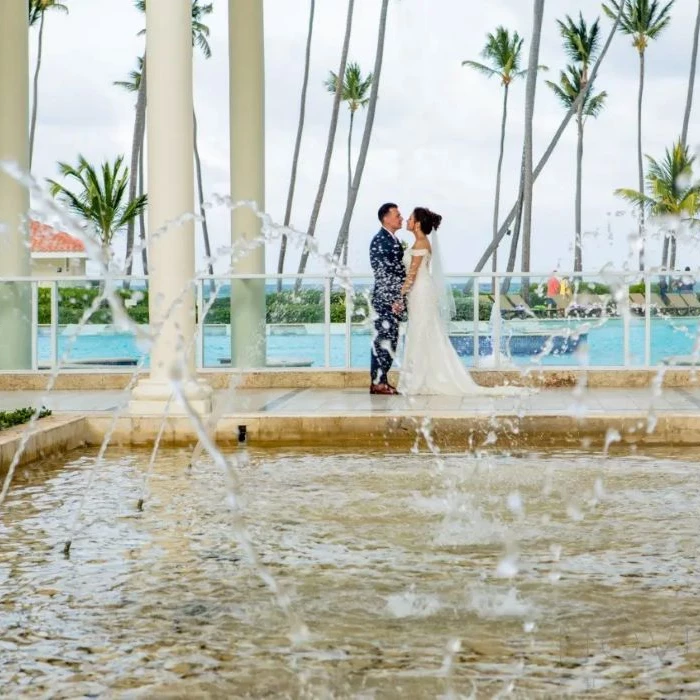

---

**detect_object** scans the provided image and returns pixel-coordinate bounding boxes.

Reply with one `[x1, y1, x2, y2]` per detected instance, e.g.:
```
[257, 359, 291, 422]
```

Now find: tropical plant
[47, 155, 147, 260]
[28, 0, 68, 169]
[114, 55, 148, 276]
[330, 0, 390, 272]
[681, 0, 700, 147]
[325, 61, 373, 265]
[295, 0, 354, 290]
[615, 141, 700, 269]
[471, 4, 624, 275]
[519, 0, 546, 294]
[603, 0, 675, 271]
[548, 13, 606, 272]
[462, 27, 527, 279]
[277, 0, 315, 292]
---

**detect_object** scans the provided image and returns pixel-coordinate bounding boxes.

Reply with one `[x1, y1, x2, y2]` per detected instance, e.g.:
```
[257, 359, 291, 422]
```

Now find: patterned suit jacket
[369, 228, 406, 317]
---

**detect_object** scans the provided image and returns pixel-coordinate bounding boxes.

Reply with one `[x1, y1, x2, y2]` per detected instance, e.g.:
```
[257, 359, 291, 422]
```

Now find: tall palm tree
[603, 0, 675, 271]
[615, 141, 700, 269]
[47, 155, 147, 262]
[325, 61, 373, 265]
[520, 0, 546, 294]
[114, 56, 148, 276]
[547, 66, 607, 271]
[330, 0, 390, 270]
[127, 0, 214, 282]
[462, 27, 527, 280]
[550, 13, 604, 272]
[295, 0, 354, 290]
[28, 0, 68, 169]
[471, 3, 624, 274]
[277, 0, 315, 292]
[681, 0, 700, 148]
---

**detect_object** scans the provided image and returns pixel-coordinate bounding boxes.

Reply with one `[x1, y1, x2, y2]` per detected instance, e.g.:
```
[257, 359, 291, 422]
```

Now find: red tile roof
[30, 220, 86, 254]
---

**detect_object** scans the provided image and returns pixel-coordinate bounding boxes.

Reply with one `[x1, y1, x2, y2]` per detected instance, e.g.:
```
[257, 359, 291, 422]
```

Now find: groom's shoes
[370, 383, 400, 396]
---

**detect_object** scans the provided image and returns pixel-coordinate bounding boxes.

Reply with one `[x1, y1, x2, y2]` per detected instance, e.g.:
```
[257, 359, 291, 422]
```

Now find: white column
[130, 0, 212, 415]
[0, 0, 31, 370]
[229, 0, 267, 368]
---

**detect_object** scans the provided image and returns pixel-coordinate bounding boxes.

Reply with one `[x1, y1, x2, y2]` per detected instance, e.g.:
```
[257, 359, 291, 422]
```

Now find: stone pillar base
[129, 377, 213, 416]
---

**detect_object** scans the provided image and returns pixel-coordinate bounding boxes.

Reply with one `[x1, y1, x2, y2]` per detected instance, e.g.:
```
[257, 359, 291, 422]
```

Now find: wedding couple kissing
[369, 203, 528, 397]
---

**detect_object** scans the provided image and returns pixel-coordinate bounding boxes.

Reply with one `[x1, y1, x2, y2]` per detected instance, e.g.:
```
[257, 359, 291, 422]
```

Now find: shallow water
[2, 445, 700, 698]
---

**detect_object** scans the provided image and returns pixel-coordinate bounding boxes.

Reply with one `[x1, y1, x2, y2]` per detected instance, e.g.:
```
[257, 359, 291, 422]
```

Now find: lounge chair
[665, 292, 690, 315]
[504, 293, 534, 318]
[680, 292, 700, 314]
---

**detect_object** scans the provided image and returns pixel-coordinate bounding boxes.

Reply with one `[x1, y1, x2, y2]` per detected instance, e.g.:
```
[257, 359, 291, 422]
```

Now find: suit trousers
[370, 310, 399, 385]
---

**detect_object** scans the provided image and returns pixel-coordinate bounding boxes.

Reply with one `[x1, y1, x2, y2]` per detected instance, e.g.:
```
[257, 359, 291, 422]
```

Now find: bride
[398, 207, 528, 396]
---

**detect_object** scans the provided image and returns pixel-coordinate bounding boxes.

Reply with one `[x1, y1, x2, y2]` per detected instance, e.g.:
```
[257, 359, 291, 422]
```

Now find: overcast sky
[29, 0, 700, 278]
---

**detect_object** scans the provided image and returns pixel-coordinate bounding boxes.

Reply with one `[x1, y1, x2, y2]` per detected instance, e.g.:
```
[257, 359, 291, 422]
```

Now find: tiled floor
[0, 386, 698, 416]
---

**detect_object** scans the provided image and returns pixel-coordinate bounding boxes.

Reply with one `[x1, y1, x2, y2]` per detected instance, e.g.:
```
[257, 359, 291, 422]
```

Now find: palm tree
[28, 0, 68, 169]
[462, 27, 527, 280]
[325, 61, 373, 265]
[295, 0, 354, 290]
[128, 0, 214, 282]
[47, 155, 147, 262]
[615, 141, 700, 269]
[603, 0, 675, 271]
[520, 0, 546, 294]
[114, 56, 148, 276]
[471, 3, 624, 274]
[547, 66, 606, 271]
[277, 0, 315, 292]
[681, 0, 700, 147]
[549, 13, 604, 272]
[330, 0, 390, 271]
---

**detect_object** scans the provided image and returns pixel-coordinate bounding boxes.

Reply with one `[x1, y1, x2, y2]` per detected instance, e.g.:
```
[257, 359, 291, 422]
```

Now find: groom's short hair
[378, 202, 398, 222]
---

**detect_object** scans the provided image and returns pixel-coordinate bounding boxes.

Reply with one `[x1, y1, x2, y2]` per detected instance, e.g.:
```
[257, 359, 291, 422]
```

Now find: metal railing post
[622, 274, 630, 367]
[493, 282, 502, 368]
[323, 277, 331, 367]
[472, 275, 480, 368]
[345, 283, 352, 369]
[644, 269, 652, 367]
[50, 281, 59, 368]
[196, 277, 205, 369]
[30, 281, 38, 370]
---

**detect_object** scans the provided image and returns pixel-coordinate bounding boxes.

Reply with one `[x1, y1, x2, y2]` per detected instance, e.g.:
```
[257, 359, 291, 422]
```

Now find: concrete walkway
[0, 386, 699, 416]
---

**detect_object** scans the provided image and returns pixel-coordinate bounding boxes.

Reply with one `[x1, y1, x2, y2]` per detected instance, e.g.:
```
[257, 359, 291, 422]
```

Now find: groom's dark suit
[369, 228, 406, 386]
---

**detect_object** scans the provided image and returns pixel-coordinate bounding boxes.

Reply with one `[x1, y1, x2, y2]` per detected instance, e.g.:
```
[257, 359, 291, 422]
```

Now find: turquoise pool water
[37, 317, 700, 368]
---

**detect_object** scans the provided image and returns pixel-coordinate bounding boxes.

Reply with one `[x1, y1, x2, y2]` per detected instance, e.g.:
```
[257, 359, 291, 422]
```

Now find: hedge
[0, 406, 52, 432]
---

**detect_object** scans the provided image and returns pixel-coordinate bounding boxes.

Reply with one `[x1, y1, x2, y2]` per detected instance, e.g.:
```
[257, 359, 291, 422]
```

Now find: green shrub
[0, 406, 52, 431]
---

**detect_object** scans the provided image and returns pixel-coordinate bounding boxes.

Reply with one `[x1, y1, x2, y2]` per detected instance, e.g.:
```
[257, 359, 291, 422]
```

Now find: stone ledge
[3, 410, 700, 472]
[0, 367, 700, 391]
[0, 415, 87, 473]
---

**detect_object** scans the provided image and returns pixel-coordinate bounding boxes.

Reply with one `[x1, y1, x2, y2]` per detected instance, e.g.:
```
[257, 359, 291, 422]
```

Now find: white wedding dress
[398, 247, 527, 396]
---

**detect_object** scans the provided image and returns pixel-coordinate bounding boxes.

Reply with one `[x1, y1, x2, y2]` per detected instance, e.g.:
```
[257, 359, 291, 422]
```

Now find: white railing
[0, 269, 698, 370]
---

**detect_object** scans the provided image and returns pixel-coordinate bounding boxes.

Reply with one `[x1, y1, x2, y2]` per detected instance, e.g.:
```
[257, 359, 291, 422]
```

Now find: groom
[369, 202, 406, 395]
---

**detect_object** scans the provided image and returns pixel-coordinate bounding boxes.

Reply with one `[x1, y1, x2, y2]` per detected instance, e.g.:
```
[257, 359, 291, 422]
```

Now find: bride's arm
[400, 249, 428, 296]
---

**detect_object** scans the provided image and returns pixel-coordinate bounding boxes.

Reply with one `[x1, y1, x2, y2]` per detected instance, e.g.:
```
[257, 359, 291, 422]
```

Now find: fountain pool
[2, 445, 699, 697]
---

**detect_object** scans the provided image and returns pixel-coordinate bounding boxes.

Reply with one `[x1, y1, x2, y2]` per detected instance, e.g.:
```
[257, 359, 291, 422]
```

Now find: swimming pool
[36, 316, 700, 369]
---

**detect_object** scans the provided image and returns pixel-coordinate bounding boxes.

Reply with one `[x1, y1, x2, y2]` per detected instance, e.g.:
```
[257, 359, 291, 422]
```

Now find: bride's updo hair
[413, 207, 442, 235]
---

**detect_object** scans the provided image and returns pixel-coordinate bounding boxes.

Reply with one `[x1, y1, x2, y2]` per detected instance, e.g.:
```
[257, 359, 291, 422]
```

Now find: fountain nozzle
[238, 425, 247, 444]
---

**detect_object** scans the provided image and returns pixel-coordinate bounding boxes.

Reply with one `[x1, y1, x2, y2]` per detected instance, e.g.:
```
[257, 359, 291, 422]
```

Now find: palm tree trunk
[338, 109, 355, 267]
[124, 52, 148, 286]
[193, 108, 213, 284]
[520, 0, 546, 302]
[331, 0, 390, 264]
[681, 0, 700, 147]
[500, 164, 525, 294]
[661, 234, 669, 269]
[574, 111, 584, 272]
[278, 0, 315, 292]
[138, 136, 148, 277]
[670, 235, 677, 271]
[491, 83, 509, 292]
[636, 50, 646, 271]
[295, 0, 353, 292]
[472, 4, 622, 274]
[28, 11, 45, 169]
